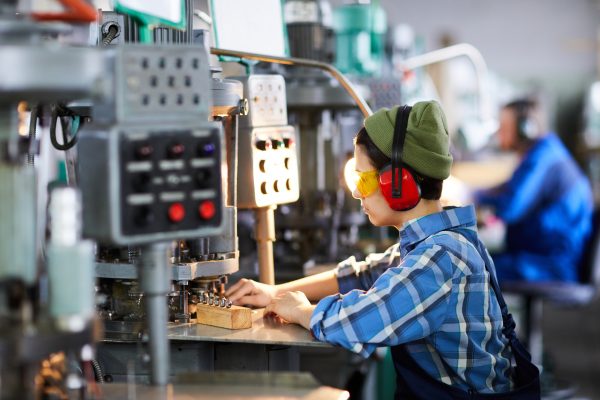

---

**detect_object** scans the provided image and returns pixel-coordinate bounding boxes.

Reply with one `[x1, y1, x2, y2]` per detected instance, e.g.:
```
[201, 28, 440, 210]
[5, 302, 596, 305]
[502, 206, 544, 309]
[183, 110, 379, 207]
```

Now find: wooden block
[195, 303, 252, 329]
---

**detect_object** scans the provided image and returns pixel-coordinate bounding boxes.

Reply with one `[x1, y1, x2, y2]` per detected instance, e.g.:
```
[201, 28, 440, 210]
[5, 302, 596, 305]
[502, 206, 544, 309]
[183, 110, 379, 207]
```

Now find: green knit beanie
[363, 100, 453, 180]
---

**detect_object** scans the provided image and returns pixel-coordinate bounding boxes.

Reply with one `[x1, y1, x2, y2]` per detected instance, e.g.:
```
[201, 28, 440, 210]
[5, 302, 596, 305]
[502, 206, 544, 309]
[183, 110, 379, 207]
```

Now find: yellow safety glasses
[343, 157, 380, 198]
[354, 170, 380, 198]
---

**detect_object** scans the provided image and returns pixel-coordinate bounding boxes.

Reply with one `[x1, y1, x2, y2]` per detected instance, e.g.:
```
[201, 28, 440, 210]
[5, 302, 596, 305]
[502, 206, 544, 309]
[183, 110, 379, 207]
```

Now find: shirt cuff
[309, 293, 340, 341]
[334, 256, 361, 294]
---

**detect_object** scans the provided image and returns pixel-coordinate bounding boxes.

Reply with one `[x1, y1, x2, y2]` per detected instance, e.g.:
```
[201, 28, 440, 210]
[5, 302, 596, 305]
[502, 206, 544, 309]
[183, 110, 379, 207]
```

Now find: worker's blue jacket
[476, 133, 593, 282]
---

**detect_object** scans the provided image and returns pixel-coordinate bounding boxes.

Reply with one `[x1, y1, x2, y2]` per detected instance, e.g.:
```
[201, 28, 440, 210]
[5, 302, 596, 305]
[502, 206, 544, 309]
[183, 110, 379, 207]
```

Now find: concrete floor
[542, 295, 600, 399]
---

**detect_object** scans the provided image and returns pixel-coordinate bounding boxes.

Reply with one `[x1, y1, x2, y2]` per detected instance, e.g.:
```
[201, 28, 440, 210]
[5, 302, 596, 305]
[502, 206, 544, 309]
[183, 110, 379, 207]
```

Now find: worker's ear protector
[515, 100, 538, 141]
[378, 105, 421, 211]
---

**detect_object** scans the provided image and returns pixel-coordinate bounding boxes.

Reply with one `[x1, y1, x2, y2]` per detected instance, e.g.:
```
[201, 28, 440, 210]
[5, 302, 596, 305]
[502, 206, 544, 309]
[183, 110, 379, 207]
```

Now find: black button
[198, 142, 215, 156]
[134, 206, 154, 226]
[255, 140, 271, 151]
[271, 139, 282, 149]
[132, 173, 151, 192]
[168, 143, 185, 159]
[195, 169, 212, 187]
[135, 144, 153, 160]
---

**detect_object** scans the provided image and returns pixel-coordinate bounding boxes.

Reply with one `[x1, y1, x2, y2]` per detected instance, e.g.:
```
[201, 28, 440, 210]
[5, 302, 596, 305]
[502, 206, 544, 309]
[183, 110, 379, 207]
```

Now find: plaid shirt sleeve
[334, 244, 400, 294]
[311, 243, 454, 358]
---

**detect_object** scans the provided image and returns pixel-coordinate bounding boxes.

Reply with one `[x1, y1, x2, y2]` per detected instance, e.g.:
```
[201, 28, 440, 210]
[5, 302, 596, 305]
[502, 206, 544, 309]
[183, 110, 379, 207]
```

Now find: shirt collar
[398, 205, 478, 257]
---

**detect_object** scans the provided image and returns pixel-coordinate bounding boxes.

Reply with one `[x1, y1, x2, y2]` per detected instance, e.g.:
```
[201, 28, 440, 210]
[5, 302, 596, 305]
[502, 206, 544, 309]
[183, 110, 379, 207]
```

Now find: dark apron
[391, 233, 540, 400]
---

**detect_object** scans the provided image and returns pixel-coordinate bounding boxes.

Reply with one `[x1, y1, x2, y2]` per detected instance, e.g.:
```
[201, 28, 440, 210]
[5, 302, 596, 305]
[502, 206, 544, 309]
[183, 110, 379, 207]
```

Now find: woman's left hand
[264, 291, 316, 330]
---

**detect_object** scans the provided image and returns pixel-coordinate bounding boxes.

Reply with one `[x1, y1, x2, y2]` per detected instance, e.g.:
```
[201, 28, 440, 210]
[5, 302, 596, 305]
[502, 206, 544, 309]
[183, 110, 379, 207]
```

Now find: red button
[168, 203, 185, 223]
[199, 200, 216, 220]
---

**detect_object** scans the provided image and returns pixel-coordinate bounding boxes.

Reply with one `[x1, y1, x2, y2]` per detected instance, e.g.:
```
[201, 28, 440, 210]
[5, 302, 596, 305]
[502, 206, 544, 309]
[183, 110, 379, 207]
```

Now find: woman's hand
[264, 291, 316, 330]
[225, 278, 278, 307]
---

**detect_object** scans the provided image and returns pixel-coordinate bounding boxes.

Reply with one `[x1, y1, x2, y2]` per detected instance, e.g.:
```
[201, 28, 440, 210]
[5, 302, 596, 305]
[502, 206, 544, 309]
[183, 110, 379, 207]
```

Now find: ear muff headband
[391, 105, 411, 198]
[378, 105, 422, 211]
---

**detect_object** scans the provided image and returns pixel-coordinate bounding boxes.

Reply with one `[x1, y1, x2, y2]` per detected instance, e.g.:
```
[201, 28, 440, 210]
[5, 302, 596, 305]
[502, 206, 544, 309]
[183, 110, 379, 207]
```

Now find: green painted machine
[332, 1, 387, 76]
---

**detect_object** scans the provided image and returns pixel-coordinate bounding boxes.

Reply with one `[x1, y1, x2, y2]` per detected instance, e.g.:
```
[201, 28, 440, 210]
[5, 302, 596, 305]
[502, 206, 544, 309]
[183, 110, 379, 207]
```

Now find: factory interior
[1, 0, 600, 399]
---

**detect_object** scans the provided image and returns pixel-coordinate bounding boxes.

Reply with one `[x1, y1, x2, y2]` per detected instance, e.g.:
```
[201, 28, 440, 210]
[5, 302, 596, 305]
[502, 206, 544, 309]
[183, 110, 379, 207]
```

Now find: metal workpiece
[140, 243, 171, 386]
[210, 47, 372, 117]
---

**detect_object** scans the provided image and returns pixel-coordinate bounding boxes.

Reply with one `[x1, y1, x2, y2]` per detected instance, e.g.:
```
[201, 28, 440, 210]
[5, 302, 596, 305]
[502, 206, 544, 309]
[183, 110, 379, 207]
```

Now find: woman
[227, 101, 534, 398]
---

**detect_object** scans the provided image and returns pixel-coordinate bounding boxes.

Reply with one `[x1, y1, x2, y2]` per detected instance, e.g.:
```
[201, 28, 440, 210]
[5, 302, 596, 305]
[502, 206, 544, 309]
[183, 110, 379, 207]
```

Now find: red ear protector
[378, 105, 422, 211]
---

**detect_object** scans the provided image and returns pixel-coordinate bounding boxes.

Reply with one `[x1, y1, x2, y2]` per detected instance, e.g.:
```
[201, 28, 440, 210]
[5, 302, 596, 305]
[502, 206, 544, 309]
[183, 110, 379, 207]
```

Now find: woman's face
[351, 144, 398, 227]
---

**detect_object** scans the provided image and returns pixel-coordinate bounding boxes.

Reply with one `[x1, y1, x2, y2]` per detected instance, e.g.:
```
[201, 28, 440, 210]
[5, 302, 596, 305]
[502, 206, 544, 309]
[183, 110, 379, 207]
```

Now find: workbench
[99, 371, 349, 400]
[96, 308, 357, 389]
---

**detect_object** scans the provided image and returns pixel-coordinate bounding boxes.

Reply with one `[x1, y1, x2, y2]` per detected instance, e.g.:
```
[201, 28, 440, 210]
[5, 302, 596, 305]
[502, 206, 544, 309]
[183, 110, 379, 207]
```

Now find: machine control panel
[237, 125, 299, 208]
[237, 75, 288, 128]
[78, 125, 224, 245]
[94, 45, 211, 125]
[119, 129, 222, 236]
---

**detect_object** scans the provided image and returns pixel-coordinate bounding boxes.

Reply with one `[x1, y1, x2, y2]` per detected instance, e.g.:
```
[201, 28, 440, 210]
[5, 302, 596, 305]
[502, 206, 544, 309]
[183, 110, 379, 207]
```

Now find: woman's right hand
[225, 278, 279, 307]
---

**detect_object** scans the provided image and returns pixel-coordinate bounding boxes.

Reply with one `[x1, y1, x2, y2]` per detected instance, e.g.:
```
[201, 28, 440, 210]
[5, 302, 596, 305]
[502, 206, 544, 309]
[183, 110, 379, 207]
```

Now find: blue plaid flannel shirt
[310, 205, 513, 393]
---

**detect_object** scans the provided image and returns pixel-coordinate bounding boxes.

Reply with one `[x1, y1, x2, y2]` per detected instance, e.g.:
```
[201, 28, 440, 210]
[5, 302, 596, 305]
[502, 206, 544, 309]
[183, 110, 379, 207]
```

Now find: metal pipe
[140, 243, 170, 386]
[399, 43, 489, 119]
[210, 48, 373, 118]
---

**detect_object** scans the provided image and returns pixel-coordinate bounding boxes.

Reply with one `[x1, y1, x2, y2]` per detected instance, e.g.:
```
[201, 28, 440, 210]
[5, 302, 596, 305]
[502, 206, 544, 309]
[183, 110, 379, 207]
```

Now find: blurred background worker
[475, 98, 594, 282]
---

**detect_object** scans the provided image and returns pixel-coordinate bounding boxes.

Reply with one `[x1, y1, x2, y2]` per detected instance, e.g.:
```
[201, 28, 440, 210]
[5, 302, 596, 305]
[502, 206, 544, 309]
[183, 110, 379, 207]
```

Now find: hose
[91, 359, 104, 383]
[102, 24, 119, 46]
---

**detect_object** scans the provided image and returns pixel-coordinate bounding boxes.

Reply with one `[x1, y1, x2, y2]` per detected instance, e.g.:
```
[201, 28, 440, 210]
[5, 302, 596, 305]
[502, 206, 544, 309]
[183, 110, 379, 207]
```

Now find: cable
[49, 104, 79, 151]
[102, 24, 119, 46]
[27, 104, 41, 165]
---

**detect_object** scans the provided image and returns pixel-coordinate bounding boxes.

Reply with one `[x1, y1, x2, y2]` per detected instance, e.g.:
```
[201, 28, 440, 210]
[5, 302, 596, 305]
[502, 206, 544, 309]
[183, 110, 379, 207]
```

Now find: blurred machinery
[332, 1, 387, 77]
[0, 1, 101, 398]
[284, 0, 334, 63]
[0, 0, 246, 394]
